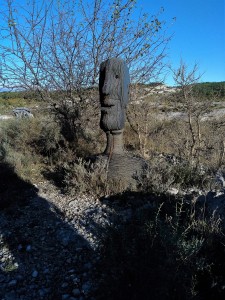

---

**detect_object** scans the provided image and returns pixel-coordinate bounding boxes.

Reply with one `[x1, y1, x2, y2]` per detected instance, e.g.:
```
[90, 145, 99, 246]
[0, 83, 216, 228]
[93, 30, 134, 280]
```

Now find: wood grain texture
[99, 58, 130, 132]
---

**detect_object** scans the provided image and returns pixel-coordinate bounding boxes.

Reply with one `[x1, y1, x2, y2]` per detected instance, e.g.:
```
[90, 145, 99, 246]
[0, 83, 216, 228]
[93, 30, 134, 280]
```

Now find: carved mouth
[101, 104, 114, 108]
[102, 98, 120, 107]
[101, 106, 113, 113]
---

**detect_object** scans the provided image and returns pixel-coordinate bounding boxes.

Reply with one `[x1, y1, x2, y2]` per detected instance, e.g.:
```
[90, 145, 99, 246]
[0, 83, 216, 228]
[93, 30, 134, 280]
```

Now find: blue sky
[139, 0, 225, 85]
[0, 0, 224, 86]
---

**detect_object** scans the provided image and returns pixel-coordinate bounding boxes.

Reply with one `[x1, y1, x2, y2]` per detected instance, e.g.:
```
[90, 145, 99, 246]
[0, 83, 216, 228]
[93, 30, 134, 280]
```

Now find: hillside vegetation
[1, 82, 225, 299]
[193, 81, 225, 98]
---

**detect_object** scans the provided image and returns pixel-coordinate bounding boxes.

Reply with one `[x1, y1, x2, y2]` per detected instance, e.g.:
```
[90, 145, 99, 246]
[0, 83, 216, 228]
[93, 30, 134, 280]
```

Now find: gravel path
[0, 170, 116, 300]
[0, 176, 153, 300]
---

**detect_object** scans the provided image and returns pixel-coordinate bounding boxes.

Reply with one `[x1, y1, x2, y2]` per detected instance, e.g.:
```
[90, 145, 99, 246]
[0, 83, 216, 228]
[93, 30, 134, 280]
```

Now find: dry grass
[126, 106, 225, 171]
[1, 90, 225, 299]
[1, 90, 225, 191]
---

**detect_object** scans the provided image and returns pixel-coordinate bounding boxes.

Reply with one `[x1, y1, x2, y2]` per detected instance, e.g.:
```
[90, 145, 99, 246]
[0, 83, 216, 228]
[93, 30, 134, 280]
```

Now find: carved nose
[102, 83, 109, 95]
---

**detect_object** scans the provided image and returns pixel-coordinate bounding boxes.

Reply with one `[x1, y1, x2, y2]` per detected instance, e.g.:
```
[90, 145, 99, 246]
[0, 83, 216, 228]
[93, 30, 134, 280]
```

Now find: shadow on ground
[95, 191, 225, 300]
[0, 162, 95, 300]
[2, 162, 225, 300]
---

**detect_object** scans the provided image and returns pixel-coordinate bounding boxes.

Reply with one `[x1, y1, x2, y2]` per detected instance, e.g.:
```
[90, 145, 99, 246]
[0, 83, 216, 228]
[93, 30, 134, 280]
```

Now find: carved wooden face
[99, 58, 130, 132]
[99, 58, 130, 108]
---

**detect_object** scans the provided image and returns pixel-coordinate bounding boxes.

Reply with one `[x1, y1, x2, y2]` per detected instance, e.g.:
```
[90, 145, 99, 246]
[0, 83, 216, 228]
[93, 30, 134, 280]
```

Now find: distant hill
[192, 81, 225, 97]
[1, 82, 225, 100]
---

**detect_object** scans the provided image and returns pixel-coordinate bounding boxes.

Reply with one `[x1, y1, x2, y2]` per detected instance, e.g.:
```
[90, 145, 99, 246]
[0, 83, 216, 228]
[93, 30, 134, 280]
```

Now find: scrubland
[1, 84, 225, 299]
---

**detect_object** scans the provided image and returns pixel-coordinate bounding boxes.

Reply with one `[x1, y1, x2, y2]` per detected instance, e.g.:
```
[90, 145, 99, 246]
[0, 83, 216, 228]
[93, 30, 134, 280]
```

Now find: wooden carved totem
[99, 57, 146, 184]
[99, 58, 130, 156]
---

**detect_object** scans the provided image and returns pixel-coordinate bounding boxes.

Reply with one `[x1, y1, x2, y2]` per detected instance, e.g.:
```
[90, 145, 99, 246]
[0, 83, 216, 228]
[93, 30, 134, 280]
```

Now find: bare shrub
[0, 116, 63, 179]
[126, 94, 164, 158]
[97, 192, 224, 300]
[62, 158, 108, 197]
[62, 157, 141, 197]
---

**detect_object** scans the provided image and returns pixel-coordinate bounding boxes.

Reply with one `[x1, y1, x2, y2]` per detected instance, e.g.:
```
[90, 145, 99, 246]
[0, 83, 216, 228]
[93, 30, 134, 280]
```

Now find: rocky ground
[1, 159, 225, 300]
[0, 178, 112, 300]
[0, 168, 154, 300]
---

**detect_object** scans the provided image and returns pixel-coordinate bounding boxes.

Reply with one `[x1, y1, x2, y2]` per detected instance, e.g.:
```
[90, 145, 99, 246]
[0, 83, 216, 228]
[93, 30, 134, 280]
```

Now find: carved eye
[115, 75, 119, 79]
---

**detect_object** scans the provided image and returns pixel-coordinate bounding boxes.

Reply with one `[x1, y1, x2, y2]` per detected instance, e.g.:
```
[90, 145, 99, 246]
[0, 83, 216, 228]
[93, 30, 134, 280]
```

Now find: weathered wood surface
[98, 58, 147, 186]
[99, 58, 130, 132]
[107, 153, 147, 185]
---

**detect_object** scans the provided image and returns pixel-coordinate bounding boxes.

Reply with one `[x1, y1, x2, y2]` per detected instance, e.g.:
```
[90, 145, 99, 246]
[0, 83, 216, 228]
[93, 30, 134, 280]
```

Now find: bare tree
[171, 60, 213, 164]
[126, 91, 164, 158]
[0, 0, 170, 143]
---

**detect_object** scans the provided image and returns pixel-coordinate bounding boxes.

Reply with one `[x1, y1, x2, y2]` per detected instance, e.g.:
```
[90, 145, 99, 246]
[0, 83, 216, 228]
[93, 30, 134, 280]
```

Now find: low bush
[0, 117, 63, 180]
[62, 158, 108, 197]
[96, 193, 225, 300]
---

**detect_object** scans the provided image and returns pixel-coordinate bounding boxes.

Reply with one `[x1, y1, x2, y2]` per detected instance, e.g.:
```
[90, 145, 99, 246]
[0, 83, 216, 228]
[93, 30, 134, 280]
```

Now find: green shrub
[0, 117, 63, 180]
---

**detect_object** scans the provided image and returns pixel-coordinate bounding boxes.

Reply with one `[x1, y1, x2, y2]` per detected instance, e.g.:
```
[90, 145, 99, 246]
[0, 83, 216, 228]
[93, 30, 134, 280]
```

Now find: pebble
[8, 279, 17, 287]
[72, 288, 80, 297]
[43, 268, 50, 274]
[32, 270, 38, 278]
[72, 277, 80, 284]
[26, 245, 32, 252]
[29, 284, 38, 289]
[38, 288, 50, 297]
[18, 244, 23, 250]
[68, 269, 76, 273]
[82, 282, 92, 294]
[61, 282, 69, 288]
[83, 262, 92, 270]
